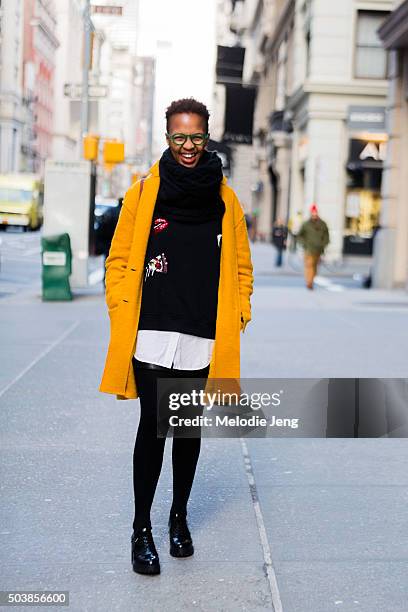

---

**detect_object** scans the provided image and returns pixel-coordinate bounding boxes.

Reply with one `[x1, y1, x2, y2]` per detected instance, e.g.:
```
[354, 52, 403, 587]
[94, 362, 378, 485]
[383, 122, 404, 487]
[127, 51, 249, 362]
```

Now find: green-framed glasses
[166, 132, 209, 147]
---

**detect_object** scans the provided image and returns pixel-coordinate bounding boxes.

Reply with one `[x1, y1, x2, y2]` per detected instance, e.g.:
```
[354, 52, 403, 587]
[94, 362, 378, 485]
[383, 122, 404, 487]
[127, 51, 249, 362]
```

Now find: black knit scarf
[155, 147, 225, 223]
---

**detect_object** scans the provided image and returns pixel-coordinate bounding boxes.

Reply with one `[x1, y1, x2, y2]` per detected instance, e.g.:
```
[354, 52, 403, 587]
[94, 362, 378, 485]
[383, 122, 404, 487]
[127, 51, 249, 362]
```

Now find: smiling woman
[165, 98, 210, 167]
[100, 96, 253, 577]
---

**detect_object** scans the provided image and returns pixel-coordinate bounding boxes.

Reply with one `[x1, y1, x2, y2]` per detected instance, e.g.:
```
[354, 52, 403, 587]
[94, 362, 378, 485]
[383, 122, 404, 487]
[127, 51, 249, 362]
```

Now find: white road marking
[240, 438, 283, 612]
[314, 276, 345, 292]
[2, 257, 40, 263]
[24, 246, 41, 256]
[0, 321, 80, 400]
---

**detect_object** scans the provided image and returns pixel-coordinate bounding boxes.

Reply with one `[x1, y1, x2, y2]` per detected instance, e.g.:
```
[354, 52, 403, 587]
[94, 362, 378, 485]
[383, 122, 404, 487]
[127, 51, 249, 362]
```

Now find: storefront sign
[360, 141, 387, 161]
[216, 46, 245, 84]
[223, 85, 256, 145]
[347, 106, 386, 131]
[348, 139, 387, 170]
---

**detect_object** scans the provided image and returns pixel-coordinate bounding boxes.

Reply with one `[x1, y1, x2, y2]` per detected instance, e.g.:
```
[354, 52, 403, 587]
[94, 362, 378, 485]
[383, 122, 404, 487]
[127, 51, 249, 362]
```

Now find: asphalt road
[0, 227, 42, 299]
[1, 237, 408, 611]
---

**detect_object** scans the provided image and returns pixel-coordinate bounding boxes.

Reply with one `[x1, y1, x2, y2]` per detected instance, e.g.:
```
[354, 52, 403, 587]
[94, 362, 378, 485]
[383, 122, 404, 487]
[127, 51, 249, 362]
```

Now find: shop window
[355, 11, 389, 79]
[344, 168, 382, 255]
[345, 188, 381, 236]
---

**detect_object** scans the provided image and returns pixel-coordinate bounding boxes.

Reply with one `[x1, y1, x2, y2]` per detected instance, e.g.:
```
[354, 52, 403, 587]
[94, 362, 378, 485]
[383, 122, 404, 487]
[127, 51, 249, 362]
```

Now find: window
[355, 10, 389, 79]
[0, 188, 32, 203]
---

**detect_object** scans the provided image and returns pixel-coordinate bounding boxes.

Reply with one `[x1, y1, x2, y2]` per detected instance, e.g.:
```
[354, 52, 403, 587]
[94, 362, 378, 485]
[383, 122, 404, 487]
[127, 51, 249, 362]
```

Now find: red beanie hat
[310, 203, 318, 214]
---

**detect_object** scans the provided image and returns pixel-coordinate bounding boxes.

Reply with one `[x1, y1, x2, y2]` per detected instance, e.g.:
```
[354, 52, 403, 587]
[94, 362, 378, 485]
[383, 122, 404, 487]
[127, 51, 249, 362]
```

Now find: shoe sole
[170, 544, 194, 558]
[132, 562, 161, 575]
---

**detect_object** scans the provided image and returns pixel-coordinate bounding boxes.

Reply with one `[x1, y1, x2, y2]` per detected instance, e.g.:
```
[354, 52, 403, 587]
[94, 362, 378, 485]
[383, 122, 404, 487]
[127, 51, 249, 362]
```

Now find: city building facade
[52, 0, 88, 162]
[232, 0, 393, 254]
[0, 0, 25, 173]
[52, 0, 92, 161]
[213, 0, 254, 215]
[132, 55, 155, 172]
[22, 0, 59, 174]
[91, 0, 154, 194]
[373, 0, 408, 288]
[242, 0, 291, 240]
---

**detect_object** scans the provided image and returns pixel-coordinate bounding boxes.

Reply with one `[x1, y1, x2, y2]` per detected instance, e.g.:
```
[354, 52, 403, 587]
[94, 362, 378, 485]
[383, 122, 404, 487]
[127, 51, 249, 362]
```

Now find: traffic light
[103, 140, 125, 164]
[83, 134, 99, 161]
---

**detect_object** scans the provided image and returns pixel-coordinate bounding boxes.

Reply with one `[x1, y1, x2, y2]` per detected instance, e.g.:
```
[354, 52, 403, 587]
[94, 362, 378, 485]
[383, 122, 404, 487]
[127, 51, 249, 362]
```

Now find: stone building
[22, 0, 59, 173]
[373, 0, 408, 288]
[0, 0, 25, 172]
[230, 0, 393, 255]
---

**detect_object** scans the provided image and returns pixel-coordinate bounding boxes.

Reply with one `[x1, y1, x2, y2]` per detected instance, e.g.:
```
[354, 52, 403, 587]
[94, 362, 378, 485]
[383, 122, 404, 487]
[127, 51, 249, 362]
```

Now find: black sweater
[138, 209, 223, 339]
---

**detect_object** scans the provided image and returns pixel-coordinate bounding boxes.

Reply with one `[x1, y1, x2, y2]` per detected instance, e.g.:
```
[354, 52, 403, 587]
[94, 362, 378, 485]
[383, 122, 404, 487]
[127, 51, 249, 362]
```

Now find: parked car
[0, 174, 43, 231]
[93, 196, 122, 257]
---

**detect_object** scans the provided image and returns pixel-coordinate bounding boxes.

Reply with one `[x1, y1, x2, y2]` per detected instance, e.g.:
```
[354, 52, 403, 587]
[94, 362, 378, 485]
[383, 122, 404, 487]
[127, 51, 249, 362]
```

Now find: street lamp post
[80, 0, 92, 143]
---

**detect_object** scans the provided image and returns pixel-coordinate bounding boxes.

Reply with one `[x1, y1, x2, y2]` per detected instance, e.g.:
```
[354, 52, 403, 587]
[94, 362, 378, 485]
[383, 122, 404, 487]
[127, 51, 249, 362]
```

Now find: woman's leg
[170, 436, 202, 518]
[132, 362, 209, 527]
[169, 365, 210, 518]
[132, 366, 169, 532]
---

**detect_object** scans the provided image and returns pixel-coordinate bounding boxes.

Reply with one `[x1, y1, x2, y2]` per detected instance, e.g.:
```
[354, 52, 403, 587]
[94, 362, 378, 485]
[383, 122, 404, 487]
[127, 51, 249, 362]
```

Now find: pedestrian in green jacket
[297, 204, 330, 289]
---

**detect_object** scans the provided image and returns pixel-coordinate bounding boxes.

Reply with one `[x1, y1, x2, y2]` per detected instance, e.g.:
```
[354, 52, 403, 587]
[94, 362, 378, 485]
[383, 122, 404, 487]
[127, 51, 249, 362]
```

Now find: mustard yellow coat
[99, 159, 254, 400]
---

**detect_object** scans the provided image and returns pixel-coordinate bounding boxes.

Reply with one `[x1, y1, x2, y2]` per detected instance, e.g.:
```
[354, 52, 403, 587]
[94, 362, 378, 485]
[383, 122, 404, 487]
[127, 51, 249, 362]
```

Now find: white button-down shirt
[135, 329, 214, 370]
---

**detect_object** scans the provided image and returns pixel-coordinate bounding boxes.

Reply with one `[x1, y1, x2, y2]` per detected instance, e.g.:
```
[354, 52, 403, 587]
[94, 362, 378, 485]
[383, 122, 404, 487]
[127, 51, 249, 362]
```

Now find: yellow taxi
[0, 174, 44, 230]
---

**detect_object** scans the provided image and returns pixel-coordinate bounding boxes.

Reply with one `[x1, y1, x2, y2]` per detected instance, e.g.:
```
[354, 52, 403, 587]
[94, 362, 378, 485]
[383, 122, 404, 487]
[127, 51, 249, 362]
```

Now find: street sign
[347, 106, 387, 132]
[91, 5, 122, 15]
[64, 83, 108, 99]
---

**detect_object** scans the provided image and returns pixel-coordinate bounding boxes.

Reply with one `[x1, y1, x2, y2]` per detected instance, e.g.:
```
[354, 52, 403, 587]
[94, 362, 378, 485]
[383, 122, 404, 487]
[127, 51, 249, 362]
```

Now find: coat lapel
[127, 173, 160, 272]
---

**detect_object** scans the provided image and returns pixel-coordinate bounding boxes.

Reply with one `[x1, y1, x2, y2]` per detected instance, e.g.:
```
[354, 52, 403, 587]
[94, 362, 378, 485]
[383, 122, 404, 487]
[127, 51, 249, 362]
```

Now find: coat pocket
[108, 302, 121, 317]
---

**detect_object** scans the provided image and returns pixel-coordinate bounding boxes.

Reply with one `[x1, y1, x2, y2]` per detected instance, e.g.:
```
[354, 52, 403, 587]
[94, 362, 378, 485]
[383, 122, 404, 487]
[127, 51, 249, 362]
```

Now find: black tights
[132, 360, 210, 532]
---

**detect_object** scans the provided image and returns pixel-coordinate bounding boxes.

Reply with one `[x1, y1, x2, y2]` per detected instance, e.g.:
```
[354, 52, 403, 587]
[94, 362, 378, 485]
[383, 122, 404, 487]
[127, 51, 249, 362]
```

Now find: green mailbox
[41, 233, 73, 301]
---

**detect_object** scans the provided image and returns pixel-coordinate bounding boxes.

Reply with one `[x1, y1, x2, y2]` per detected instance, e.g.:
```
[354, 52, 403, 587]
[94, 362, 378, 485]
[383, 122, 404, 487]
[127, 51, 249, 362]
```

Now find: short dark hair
[165, 98, 210, 133]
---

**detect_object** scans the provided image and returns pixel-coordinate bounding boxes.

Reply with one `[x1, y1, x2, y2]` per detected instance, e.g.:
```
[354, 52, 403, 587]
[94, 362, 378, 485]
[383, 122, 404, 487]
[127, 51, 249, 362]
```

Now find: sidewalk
[1, 249, 408, 611]
[0, 286, 274, 612]
[252, 241, 372, 279]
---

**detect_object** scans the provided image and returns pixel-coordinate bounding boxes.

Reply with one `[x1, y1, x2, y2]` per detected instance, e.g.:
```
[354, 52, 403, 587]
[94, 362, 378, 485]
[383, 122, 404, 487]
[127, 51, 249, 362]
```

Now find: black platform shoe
[169, 513, 194, 558]
[131, 526, 160, 575]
